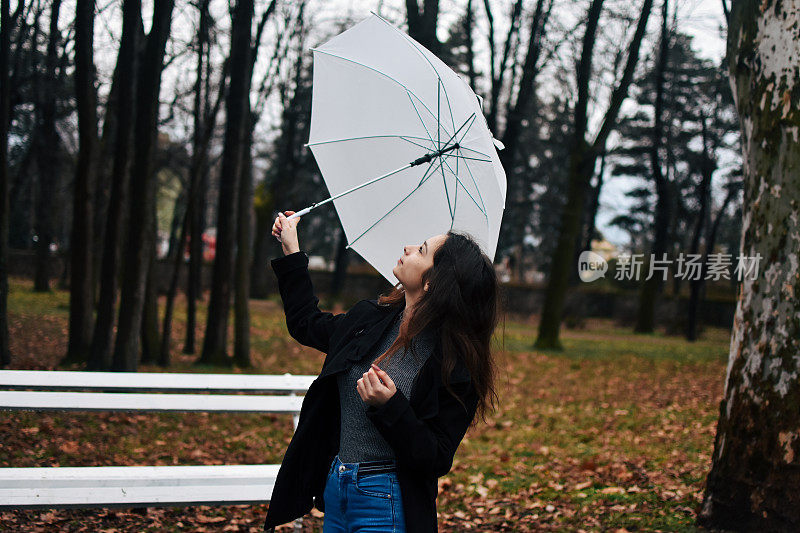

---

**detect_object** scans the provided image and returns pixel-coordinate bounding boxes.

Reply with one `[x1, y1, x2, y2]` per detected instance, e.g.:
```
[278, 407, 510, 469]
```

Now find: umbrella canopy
[303, 13, 506, 285]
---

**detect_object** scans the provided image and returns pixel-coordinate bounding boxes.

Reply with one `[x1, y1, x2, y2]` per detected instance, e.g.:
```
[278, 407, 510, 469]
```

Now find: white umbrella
[289, 13, 506, 285]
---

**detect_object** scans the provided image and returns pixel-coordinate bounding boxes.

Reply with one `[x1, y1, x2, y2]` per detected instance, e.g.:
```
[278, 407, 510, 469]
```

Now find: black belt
[357, 459, 396, 477]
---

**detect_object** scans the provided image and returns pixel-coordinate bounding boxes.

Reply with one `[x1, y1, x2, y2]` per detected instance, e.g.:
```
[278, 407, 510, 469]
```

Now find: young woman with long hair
[263, 211, 500, 533]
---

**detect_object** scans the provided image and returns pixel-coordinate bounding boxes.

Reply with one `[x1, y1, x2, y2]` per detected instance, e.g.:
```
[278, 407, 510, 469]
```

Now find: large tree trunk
[112, 0, 174, 371]
[89, 0, 140, 370]
[535, 0, 653, 349]
[0, 0, 12, 366]
[634, 0, 671, 334]
[698, 0, 800, 529]
[65, 0, 98, 364]
[200, 0, 254, 366]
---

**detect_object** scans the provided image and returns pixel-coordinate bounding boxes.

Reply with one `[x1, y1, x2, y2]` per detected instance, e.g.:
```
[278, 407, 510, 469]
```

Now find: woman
[264, 211, 499, 533]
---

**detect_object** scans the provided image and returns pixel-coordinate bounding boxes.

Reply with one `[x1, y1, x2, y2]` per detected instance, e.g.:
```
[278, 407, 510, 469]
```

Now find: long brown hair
[373, 231, 500, 425]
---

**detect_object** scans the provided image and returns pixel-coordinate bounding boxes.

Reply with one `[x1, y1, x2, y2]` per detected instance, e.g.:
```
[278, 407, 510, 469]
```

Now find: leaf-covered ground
[1, 278, 729, 531]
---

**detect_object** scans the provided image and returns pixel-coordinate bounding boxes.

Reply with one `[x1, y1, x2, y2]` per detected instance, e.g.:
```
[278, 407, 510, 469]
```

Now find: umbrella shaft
[410, 143, 460, 167]
[286, 163, 413, 220]
[286, 142, 461, 220]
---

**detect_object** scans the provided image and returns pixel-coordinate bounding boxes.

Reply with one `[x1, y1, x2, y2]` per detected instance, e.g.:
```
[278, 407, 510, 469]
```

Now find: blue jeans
[322, 455, 407, 532]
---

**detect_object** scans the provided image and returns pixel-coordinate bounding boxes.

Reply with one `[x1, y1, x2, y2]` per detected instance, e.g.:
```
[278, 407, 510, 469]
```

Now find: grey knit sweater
[336, 310, 436, 462]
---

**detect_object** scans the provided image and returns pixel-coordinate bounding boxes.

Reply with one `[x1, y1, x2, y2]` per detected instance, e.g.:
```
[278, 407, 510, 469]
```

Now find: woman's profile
[263, 210, 500, 533]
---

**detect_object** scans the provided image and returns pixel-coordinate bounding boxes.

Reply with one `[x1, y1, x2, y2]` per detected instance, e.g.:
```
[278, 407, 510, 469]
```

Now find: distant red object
[184, 231, 217, 263]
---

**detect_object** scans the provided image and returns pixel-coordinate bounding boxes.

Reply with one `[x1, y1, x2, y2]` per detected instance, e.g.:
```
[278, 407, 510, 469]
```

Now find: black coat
[263, 251, 479, 532]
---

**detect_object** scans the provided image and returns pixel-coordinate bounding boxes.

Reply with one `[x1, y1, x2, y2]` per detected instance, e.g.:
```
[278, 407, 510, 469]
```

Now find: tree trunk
[185, 0, 212, 355]
[634, 0, 671, 334]
[33, 0, 62, 293]
[112, 0, 174, 372]
[89, 0, 140, 370]
[483, 0, 523, 135]
[232, 0, 276, 367]
[234, 109, 254, 368]
[0, 0, 12, 366]
[140, 243, 160, 365]
[685, 114, 715, 341]
[200, 0, 254, 366]
[93, 50, 124, 296]
[65, 0, 98, 364]
[329, 229, 350, 299]
[496, 0, 552, 256]
[535, 0, 653, 349]
[582, 149, 606, 253]
[698, 0, 800, 529]
[161, 207, 189, 366]
[405, 0, 440, 54]
[250, 185, 274, 299]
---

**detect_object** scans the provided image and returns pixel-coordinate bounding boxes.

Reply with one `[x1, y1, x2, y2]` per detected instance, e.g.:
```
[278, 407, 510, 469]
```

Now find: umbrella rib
[307, 134, 435, 153]
[453, 147, 489, 219]
[436, 114, 486, 217]
[456, 145, 492, 159]
[346, 158, 445, 251]
[308, 134, 426, 147]
[440, 75, 458, 147]
[437, 79, 441, 150]
[438, 153, 492, 163]
[440, 153, 486, 217]
[407, 91, 441, 149]
[451, 163, 458, 231]
[399, 136, 436, 151]
[371, 12, 458, 135]
[441, 155, 453, 221]
[311, 48, 453, 140]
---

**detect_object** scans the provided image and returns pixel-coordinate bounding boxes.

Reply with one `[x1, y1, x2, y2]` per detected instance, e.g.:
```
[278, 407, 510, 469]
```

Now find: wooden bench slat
[0, 465, 279, 509]
[0, 370, 316, 393]
[0, 390, 304, 413]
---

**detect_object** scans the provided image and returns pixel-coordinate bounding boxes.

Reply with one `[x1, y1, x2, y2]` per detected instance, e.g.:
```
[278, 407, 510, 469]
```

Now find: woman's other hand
[272, 211, 301, 256]
[357, 364, 397, 407]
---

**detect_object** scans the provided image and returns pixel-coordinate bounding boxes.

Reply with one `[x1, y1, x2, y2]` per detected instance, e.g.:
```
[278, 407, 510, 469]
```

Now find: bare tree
[32, 0, 62, 292]
[200, 0, 255, 366]
[535, 0, 654, 349]
[65, 0, 99, 364]
[698, 0, 800, 528]
[634, 0, 670, 333]
[89, 0, 141, 370]
[482, 0, 523, 135]
[0, 0, 12, 367]
[112, 0, 175, 371]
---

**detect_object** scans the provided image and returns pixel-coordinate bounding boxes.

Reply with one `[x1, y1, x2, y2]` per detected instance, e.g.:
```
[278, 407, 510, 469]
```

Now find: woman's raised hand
[272, 211, 301, 256]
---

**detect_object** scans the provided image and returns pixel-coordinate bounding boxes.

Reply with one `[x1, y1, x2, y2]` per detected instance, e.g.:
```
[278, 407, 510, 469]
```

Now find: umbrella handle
[286, 207, 311, 220]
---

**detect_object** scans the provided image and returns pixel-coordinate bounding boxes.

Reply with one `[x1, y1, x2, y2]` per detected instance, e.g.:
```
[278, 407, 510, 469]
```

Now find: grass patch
[1, 276, 729, 531]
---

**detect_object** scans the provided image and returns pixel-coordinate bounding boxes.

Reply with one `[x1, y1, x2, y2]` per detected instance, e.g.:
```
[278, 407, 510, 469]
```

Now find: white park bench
[0, 369, 315, 516]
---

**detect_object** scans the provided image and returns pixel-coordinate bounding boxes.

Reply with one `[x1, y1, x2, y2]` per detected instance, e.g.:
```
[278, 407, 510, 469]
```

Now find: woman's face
[393, 233, 447, 292]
